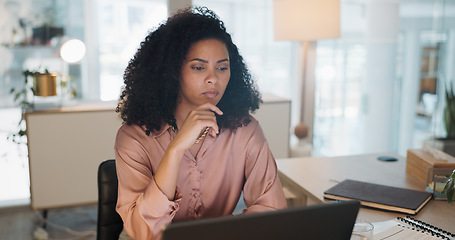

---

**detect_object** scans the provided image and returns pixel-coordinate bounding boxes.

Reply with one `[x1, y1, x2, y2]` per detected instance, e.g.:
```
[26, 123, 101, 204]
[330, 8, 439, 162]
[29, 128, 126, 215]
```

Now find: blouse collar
[147, 124, 175, 138]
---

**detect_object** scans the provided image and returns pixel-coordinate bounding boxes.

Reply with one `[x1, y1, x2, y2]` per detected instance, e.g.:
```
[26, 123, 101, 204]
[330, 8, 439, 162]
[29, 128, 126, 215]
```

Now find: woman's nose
[205, 69, 217, 84]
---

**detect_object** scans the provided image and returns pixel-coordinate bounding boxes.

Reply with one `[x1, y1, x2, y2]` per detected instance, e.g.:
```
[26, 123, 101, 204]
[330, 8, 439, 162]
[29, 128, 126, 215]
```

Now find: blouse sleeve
[242, 120, 288, 214]
[114, 125, 182, 240]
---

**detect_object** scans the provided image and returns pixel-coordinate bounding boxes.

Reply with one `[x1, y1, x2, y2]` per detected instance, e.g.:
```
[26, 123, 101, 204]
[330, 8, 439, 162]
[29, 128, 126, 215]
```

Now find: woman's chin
[202, 98, 221, 106]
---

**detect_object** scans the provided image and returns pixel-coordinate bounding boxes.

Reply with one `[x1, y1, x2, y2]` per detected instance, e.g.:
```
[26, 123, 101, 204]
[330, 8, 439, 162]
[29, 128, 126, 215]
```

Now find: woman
[115, 6, 287, 240]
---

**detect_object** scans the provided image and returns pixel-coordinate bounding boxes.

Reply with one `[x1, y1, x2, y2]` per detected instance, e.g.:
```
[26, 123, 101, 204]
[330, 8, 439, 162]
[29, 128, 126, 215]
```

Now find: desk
[277, 153, 455, 232]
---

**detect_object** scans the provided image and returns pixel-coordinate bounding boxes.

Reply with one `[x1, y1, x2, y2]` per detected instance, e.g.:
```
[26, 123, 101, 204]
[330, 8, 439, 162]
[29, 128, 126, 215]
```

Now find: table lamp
[274, 0, 340, 144]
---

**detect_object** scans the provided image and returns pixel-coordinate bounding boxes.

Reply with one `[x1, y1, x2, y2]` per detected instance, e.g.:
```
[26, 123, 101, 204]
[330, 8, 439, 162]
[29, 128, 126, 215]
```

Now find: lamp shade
[274, 0, 340, 41]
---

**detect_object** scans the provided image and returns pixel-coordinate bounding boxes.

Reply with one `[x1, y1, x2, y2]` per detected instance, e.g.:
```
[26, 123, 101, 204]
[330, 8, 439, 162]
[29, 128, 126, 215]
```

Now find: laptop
[162, 200, 360, 240]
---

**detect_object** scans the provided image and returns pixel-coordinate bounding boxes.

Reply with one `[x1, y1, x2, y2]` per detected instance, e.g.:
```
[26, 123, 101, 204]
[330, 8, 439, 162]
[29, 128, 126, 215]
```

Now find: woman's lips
[203, 90, 219, 99]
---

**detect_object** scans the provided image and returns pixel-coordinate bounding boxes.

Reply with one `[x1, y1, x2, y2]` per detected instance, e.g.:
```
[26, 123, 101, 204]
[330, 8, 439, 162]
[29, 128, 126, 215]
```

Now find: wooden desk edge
[278, 171, 322, 207]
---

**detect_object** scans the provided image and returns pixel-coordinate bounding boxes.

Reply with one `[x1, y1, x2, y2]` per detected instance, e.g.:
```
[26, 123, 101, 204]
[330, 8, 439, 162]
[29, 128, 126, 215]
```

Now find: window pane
[97, 0, 167, 101]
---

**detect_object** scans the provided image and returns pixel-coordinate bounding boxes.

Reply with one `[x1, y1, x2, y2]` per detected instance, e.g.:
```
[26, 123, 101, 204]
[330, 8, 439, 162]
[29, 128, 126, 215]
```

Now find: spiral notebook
[374, 216, 455, 240]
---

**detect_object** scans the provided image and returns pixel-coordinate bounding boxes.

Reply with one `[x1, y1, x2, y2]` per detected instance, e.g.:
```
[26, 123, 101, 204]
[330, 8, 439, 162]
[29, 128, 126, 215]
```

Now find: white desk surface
[276, 153, 455, 232]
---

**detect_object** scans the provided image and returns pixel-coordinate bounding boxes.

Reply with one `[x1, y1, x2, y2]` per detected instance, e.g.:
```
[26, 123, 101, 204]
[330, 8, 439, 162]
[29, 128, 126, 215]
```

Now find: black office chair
[97, 159, 124, 240]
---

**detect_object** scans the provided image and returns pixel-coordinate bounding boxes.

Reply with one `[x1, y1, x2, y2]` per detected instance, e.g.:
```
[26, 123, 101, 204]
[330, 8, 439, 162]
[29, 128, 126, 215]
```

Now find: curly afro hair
[116, 6, 262, 135]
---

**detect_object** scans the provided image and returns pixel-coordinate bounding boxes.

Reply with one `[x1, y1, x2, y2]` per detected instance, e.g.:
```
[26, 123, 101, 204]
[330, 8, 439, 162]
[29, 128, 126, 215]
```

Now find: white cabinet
[26, 101, 122, 209]
[252, 93, 291, 159]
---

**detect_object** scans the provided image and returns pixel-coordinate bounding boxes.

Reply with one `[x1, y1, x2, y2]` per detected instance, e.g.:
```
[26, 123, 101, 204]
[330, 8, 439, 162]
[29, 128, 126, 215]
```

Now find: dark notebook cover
[323, 179, 432, 215]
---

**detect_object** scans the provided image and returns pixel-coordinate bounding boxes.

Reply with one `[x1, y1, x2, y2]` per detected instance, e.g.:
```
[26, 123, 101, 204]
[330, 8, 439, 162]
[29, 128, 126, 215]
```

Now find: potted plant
[443, 82, 455, 139]
[425, 79, 455, 157]
[7, 69, 42, 144]
[7, 68, 76, 144]
[440, 81, 455, 205]
[436, 81, 455, 157]
[442, 169, 455, 204]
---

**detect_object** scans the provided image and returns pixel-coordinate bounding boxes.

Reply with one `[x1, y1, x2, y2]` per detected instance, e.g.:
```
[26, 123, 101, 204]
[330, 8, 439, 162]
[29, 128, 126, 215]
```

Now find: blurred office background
[0, 0, 454, 206]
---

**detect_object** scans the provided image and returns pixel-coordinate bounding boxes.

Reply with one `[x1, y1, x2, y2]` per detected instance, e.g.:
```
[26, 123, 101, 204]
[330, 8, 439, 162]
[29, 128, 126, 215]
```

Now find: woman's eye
[217, 65, 229, 71]
[192, 66, 204, 70]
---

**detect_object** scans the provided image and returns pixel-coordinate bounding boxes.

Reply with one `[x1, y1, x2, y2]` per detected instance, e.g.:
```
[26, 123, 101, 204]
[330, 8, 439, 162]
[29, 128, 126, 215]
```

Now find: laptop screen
[162, 200, 360, 240]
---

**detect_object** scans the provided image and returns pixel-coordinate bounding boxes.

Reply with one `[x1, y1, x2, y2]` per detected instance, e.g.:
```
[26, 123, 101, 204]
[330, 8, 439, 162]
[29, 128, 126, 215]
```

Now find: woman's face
[178, 38, 230, 109]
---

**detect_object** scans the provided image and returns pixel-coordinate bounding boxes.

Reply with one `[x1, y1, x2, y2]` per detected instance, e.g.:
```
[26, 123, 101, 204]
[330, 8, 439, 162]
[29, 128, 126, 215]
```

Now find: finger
[192, 110, 217, 118]
[197, 103, 223, 115]
[209, 127, 218, 137]
[196, 120, 219, 135]
[196, 125, 218, 140]
[184, 114, 218, 135]
[193, 115, 219, 135]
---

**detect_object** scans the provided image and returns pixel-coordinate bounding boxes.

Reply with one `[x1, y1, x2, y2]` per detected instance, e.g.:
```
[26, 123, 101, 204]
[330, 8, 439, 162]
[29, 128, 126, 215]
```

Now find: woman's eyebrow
[189, 58, 229, 63]
[217, 58, 229, 63]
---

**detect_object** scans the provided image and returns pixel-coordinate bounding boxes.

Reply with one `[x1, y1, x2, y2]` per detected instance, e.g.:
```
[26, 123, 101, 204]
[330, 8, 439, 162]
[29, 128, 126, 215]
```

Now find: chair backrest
[97, 159, 123, 240]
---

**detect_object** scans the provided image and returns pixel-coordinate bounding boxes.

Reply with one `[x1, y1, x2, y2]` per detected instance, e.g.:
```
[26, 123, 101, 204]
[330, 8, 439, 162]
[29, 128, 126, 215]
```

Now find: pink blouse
[114, 116, 287, 240]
